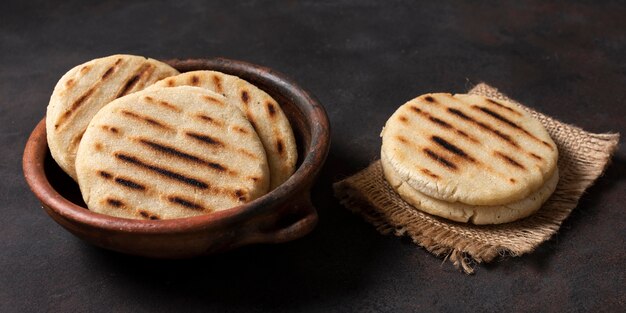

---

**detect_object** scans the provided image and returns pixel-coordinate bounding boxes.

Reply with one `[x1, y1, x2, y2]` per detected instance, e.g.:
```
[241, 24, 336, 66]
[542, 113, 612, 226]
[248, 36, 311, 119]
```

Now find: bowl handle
[244, 192, 318, 245]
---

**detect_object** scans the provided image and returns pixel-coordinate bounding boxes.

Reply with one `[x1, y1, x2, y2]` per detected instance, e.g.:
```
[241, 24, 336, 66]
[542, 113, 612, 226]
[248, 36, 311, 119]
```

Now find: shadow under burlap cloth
[333, 83, 619, 274]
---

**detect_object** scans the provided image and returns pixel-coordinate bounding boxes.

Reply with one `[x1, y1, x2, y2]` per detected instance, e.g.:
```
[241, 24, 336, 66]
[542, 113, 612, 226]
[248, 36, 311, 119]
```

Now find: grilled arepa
[381, 151, 559, 224]
[75, 86, 270, 220]
[47, 54, 179, 180]
[149, 70, 297, 189]
[381, 93, 558, 206]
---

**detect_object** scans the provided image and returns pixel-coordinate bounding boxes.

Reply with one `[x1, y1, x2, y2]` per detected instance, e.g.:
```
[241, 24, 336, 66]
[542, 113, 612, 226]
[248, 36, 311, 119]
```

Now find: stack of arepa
[381, 93, 558, 224]
[46, 54, 297, 220]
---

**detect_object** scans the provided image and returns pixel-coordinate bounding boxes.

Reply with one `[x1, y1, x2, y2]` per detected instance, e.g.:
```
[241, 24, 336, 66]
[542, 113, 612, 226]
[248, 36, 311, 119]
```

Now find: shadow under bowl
[23, 58, 330, 258]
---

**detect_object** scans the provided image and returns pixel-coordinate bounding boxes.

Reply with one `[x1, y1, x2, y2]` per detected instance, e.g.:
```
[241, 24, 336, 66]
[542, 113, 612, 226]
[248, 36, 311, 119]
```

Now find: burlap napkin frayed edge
[333, 83, 620, 274]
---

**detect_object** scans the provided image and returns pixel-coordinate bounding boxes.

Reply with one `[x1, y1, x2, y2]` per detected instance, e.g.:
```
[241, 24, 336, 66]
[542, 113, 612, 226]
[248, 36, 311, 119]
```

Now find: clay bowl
[23, 58, 330, 258]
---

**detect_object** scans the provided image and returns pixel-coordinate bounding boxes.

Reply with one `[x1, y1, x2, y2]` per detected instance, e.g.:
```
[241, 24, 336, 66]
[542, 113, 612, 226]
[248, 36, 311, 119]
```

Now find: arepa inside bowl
[22, 58, 330, 258]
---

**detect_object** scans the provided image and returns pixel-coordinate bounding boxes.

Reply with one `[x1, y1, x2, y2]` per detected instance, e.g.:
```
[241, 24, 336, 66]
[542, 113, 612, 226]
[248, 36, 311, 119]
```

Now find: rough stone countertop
[1, 1, 624, 312]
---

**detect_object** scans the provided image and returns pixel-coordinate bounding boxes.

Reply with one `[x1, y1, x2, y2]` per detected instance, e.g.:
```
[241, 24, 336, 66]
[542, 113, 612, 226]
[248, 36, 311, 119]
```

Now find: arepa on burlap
[381, 93, 558, 206]
[75, 86, 269, 220]
[334, 83, 619, 274]
[149, 70, 297, 189]
[46, 54, 179, 180]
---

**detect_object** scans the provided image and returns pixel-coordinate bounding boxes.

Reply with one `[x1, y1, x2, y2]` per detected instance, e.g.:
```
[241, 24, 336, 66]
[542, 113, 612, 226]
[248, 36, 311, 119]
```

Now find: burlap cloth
[333, 83, 620, 274]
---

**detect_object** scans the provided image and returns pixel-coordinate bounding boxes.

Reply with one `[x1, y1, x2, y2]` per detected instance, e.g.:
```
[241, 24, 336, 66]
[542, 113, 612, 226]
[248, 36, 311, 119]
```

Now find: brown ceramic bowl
[23, 58, 330, 258]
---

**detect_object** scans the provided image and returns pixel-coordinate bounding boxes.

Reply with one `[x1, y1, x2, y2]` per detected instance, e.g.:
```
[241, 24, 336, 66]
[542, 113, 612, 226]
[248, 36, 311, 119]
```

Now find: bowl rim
[23, 57, 330, 234]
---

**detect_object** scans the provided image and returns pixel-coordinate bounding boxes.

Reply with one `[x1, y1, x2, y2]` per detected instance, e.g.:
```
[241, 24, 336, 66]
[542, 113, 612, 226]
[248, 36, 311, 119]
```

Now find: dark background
[1, 1, 625, 312]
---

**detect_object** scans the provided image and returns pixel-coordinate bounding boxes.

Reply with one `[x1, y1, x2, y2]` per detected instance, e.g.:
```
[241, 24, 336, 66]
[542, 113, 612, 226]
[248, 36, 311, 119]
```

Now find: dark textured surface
[1, 1, 625, 312]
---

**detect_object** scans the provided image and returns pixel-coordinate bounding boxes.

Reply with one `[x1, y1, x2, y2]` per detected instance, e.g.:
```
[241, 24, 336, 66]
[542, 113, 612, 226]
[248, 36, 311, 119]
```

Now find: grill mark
[99, 169, 147, 191]
[486, 98, 522, 116]
[424, 96, 436, 103]
[115, 153, 209, 189]
[494, 151, 526, 170]
[115, 177, 146, 191]
[276, 139, 285, 155]
[456, 130, 469, 138]
[473, 105, 553, 150]
[138, 210, 160, 220]
[56, 87, 97, 128]
[116, 64, 153, 98]
[166, 78, 175, 87]
[267, 102, 277, 117]
[411, 106, 450, 128]
[429, 116, 452, 128]
[456, 130, 480, 144]
[447, 107, 519, 148]
[190, 75, 200, 86]
[407, 106, 481, 144]
[446, 107, 471, 120]
[157, 100, 180, 112]
[185, 131, 224, 147]
[474, 105, 521, 129]
[423, 148, 457, 170]
[144, 96, 181, 112]
[106, 198, 124, 208]
[529, 152, 543, 161]
[232, 126, 249, 135]
[71, 88, 95, 109]
[202, 95, 224, 106]
[65, 79, 75, 88]
[101, 125, 121, 134]
[135, 64, 157, 90]
[431, 136, 475, 162]
[421, 168, 439, 179]
[196, 114, 224, 127]
[395, 135, 409, 144]
[101, 66, 115, 79]
[137, 139, 233, 175]
[234, 189, 247, 202]
[212, 75, 223, 93]
[398, 115, 408, 123]
[120, 110, 173, 131]
[241, 90, 249, 104]
[117, 76, 140, 98]
[541, 141, 553, 149]
[168, 196, 206, 211]
[94, 142, 103, 151]
[80, 65, 91, 74]
[510, 178, 516, 183]
[248, 176, 260, 182]
[237, 148, 258, 160]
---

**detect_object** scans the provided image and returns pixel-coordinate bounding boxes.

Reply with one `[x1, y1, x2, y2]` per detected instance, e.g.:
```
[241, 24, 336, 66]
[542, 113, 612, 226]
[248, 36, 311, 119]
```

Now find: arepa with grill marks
[381, 93, 558, 206]
[47, 54, 179, 180]
[75, 86, 270, 220]
[149, 70, 297, 189]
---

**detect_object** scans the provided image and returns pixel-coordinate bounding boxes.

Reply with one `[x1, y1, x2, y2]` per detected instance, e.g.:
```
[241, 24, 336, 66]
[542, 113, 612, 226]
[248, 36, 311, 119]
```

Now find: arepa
[381, 93, 558, 206]
[47, 54, 179, 179]
[75, 86, 270, 220]
[149, 70, 297, 189]
[381, 151, 559, 224]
